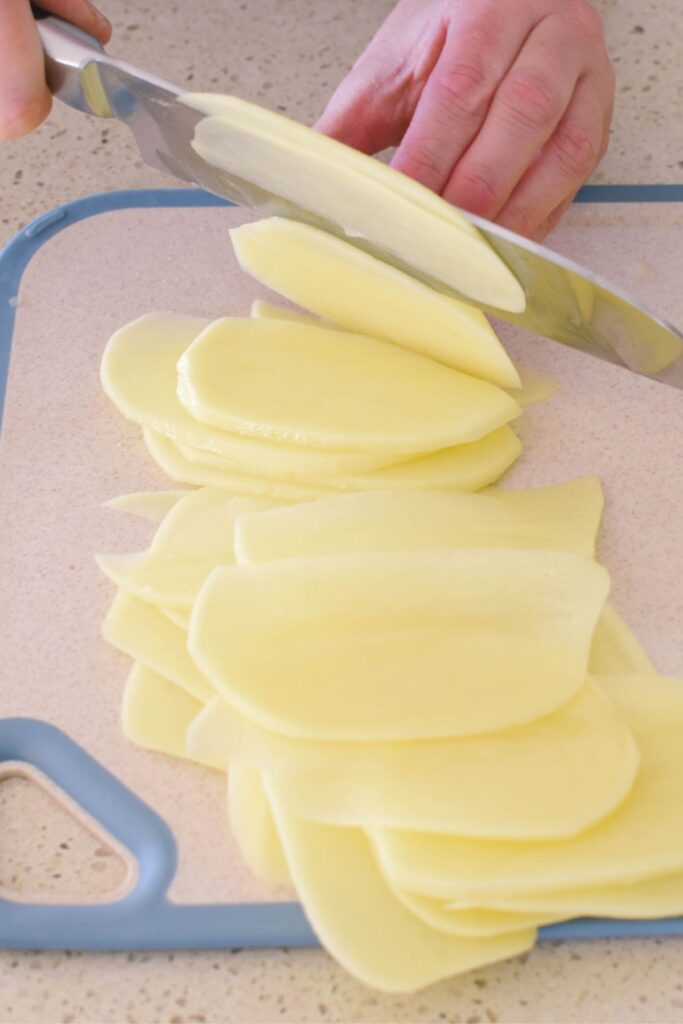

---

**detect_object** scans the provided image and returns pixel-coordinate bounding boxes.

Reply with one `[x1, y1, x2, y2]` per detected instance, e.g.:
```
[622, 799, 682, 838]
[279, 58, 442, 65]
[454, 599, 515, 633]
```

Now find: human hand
[316, 0, 615, 239]
[0, 0, 111, 140]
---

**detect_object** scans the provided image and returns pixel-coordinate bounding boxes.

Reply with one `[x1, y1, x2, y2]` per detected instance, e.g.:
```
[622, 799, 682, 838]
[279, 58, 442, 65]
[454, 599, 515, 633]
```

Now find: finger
[441, 17, 588, 219]
[531, 192, 576, 241]
[390, 4, 537, 194]
[496, 72, 610, 238]
[0, 0, 51, 139]
[315, 0, 446, 154]
[38, 0, 112, 45]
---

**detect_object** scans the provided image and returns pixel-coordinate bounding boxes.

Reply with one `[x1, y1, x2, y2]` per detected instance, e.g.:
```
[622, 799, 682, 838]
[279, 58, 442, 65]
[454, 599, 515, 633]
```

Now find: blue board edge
[2, 183, 683, 952]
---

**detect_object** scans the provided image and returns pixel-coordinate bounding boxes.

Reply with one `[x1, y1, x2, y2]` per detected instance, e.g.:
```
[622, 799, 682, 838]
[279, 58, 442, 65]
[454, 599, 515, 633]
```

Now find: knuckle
[552, 120, 600, 178]
[449, 167, 500, 215]
[496, 70, 564, 132]
[433, 60, 493, 120]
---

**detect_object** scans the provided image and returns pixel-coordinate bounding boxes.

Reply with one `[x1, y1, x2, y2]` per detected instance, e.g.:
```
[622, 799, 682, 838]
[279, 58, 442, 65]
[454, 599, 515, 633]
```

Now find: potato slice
[122, 663, 203, 759]
[102, 590, 214, 703]
[265, 782, 535, 993]
[589, 604, 656, 674]
[227, 764, 293, 888]
[144, 429, 332, 500]
[231, 218, 519, 388]
[371, 675, 683, 900]
[395, 891, 563, 937]
[159, 605, 192, 630]
[103, 490, 189, 522]
[181, 428, 521, 496]
[189, 549, 609, 740]
[98, 487, 274, 610]
[182, 93, 526, 313]
[251, 299, 334, 329]
[234, 479, 603, 565]
[101, 312, 404, 477]
[177, 318, 521, 454]
[186, 681, 638, 839]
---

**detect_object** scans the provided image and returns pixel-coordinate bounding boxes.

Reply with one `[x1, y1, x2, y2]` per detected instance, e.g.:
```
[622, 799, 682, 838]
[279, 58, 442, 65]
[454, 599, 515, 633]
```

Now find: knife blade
[36, 12, 683, 390]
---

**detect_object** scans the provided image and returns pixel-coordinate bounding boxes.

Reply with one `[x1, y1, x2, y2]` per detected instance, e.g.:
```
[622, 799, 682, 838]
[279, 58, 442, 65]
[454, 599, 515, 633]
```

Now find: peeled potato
[231, 218, 519, 388]
[103, 490, 189, 522]
[186, 681, 638, 839]
[101, 312, 404, 477]
[182, 93, 526, 313]
[122, 663, 203, 758]
[372, 675, 683, 900]
[395, 891, 563, 938]
[176, 317, 521, 454]
[227, 764, 293, 888]
[234, 479, 603, 565]
[251, 298, 335, 329]
[102, 590, 214, 703]
[98, 487, 275, 610]
[181, 428, 521, 496]
[589, 604, 656, 674]
[189, 549, 609, 740]
[159, 605, 192, 630]
[265, 782, 535, 993]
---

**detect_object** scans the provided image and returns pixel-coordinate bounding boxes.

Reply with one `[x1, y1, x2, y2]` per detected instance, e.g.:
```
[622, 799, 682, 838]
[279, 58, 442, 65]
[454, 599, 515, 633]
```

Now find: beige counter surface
[1, 2, 683, 1022]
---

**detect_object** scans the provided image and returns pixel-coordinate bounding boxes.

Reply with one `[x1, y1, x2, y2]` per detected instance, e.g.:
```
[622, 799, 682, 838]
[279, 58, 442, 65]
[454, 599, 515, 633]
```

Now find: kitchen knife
[35, 11, 683, 389]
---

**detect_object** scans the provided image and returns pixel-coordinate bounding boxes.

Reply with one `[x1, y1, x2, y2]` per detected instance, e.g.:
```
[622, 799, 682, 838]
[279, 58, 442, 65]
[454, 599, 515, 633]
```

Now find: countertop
[1, 1, 683, 1021]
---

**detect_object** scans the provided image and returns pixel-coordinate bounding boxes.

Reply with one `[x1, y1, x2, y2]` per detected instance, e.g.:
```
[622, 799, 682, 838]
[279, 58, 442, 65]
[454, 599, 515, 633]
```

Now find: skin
[0, 0, 111, 140]
[2, 0, 614, 238]
[317, 0, 616, 238]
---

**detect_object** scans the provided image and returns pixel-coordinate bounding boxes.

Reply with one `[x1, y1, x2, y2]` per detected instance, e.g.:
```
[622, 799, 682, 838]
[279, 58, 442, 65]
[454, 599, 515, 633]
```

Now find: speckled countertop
[1, 1, 683, 1022]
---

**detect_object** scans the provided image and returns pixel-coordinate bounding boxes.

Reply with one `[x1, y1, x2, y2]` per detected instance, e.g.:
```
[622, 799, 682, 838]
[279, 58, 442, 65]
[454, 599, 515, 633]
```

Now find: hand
[0, 0, 111, 140]
[316, 0, 615, 239]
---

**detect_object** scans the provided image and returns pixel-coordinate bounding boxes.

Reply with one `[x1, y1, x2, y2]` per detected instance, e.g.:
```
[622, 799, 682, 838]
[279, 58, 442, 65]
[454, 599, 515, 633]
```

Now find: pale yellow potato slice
[159, 605, 192, 631]
[589, 603, 656, 674]
[510, 367, 560, 408]
[182, 93, 526, 313]
[264, 782, 535, 993]
[176, 318, 521, 454]
[102, 590, 214, 703]
[181, 428, 521, 496]
[189, 549, 609, 740]
[122, 663, 203, 759]
[371, 675, 683, 900]
[395, 891, 564, 937]
[103, 490, 189, 522]
[234, 478, 603, 565]
[186, 681, 638, 839]
[448, 871, 683, 921]
[227, 764, 293, 888]
[144, 429, 332, 500]
[101, 312, 403, 477]
[250, 299, 335, 328]
[232, 218, 519, 388]
[98, 487, 275, 610]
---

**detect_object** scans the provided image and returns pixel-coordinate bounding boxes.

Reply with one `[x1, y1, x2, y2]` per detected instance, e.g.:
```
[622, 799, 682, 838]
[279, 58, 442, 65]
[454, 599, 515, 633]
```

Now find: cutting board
[0, 186, 682, 950]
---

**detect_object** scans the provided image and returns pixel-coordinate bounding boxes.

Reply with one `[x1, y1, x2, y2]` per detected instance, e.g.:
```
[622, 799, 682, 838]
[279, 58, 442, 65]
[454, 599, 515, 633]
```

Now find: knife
[35, 11, 683, 390]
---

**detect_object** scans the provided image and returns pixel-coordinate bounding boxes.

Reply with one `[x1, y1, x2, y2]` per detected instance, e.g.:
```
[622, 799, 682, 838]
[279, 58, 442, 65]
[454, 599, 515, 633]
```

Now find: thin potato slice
[372, 675, 683, 900]
[159, 605, 192, 630]
[101, 312, 404, 477]
[144, 428, 331, 500]
[122, 663, 203, 759]
[395, 891, 564, 937]
[103, 490, 189, 522]
[589, 603, 656, 674]
[182, 428, 521, 496]
[265, 782, 535, 993]
[234, 479, 603, 565]
[177, 318, 521, 454]
[251, 299, 335, 329]
[227, 764, 293, 888]
[182, 93, 526, 312]
[186, 682, 638, 839]
[102, 590, 214, 703]
[98, 487, 275, 609]
[231, 218, 519, 387]
[189, 549, 609, 740]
